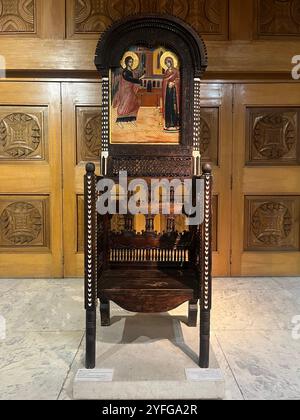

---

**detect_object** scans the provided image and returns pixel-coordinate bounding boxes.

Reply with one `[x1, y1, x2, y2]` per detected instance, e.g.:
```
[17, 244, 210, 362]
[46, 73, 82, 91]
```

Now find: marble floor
[0, 277, 299, 400]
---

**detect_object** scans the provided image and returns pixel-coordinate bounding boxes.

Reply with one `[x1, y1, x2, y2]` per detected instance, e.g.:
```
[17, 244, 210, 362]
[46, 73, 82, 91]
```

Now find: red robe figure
[113, 56, 142, 125]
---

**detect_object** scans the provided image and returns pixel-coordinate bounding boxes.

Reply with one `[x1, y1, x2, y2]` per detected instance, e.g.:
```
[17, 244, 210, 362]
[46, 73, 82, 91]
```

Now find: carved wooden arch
[95, 14, 208, 78]
[94, 14, 208, 177]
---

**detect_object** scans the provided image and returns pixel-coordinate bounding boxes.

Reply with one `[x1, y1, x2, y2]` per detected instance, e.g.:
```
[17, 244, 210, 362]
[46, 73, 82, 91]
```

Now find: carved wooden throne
[84, 15, 213, 369]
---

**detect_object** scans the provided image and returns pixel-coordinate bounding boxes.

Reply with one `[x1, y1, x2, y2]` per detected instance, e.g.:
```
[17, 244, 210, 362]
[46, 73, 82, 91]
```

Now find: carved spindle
[200, 163, 213, 368]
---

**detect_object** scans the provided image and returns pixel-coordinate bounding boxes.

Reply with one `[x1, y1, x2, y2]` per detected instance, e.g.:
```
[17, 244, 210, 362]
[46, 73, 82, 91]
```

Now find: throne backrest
[94, 15, 208, 267]
[96, 175, 205, 267]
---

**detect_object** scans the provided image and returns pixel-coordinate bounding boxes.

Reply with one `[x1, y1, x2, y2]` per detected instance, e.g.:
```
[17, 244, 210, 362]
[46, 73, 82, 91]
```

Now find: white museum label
[75, 369, 114, 382]
[185, 368, 223, 382]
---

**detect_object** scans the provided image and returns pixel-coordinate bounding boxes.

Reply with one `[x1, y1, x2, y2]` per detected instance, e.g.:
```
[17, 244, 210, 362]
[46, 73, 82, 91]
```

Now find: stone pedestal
[73, 313, 225, 400]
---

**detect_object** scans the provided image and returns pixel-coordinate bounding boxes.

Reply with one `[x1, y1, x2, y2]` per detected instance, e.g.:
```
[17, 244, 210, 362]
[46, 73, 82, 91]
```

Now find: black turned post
[84, 163, 98, 369]
[98, 214, 111, 327]
[200, 163, 213, 368]
[100, 298, 111, 327]
[188, 299, 198, 327]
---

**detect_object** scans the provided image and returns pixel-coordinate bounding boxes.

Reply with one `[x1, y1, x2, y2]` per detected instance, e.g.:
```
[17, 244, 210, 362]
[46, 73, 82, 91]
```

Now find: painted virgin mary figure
[112, 52, 143, 126]
[161, 52, 181, 132]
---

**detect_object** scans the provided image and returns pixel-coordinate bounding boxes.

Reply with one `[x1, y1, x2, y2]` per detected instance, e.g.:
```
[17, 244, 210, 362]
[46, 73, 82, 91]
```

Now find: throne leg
[199, 309, 210, 368]
[199, 164, 213, 368]
[188, 299, 198, 327]
[85, 309, 96, 369]
[100, 298, 111, 326]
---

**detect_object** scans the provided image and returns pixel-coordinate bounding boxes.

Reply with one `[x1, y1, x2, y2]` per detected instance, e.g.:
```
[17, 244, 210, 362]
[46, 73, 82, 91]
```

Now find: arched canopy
[95, 14, 208, 79]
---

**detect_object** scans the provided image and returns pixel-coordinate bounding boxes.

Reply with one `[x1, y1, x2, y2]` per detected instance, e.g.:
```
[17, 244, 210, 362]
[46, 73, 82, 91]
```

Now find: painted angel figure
[112, 52, 145, 127]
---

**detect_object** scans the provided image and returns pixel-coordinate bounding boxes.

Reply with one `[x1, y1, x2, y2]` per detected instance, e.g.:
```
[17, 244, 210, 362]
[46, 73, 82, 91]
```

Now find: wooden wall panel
[0, 107, 48, 161]
[244, 196, 300, 251]
[232, 84, 300, 276]
[0, 0, 36, 34]
[201, 84, 232, 276]
[0, 195, 49, 250]
[76, 106, 101, 164]
[0, 82, 63, 278]
[255, 0, 300, 38]
[62, 82, 101, 278]
[200, 107, 219, 165]
[0, 0, 66, 39]
[67, 0, 229, 40]
[229, 0, 253, 40]
[1, 1, 300, 73]
[2, 38, 299, 74]
[246, 107, 300, 166]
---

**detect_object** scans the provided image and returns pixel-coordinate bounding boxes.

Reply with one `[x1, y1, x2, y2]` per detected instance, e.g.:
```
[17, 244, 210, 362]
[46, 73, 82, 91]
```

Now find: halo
[160, 51, 179, 70]
[120, 51, 140, 70]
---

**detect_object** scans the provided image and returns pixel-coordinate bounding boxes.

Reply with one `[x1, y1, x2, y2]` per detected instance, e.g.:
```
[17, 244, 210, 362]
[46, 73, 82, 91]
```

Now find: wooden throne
[84, 15, 213, 369]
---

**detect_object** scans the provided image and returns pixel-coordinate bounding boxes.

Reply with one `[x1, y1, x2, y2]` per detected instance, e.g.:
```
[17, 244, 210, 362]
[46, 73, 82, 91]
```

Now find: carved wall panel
[0, 196, 49, 249]
[246, 108, 300, 166]
[244, 196, 300, 251]
[200, 107, 219, 165]
[256, 0, 300, 38]
[0, 107, 47, 161]
[0, 0, 36, 33]
[76, 106, 101, 164]
[70, 0, 229, 39]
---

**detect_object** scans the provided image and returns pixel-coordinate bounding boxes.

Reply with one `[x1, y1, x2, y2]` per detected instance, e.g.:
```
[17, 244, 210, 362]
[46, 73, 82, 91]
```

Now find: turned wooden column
[84, 163, 98, 369]
[200, 163, 213, 368]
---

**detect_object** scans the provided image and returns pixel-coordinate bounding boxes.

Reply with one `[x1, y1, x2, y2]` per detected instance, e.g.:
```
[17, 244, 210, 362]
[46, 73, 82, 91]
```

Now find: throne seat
[99, 268, 198, 313]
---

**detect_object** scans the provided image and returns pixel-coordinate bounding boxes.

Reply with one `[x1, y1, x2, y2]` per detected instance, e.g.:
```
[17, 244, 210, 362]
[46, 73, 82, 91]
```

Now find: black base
[85, 310, 96, 369]
[199, 310, 210, 368]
